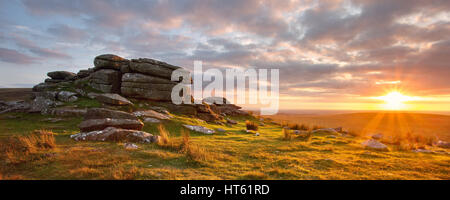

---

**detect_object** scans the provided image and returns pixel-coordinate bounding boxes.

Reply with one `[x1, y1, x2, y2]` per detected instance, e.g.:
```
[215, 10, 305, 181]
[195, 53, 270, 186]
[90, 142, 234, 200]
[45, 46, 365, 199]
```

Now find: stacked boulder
[90, 54, 126, 93]
[89, 54, 186, 101]
[45, 71, 76, 84]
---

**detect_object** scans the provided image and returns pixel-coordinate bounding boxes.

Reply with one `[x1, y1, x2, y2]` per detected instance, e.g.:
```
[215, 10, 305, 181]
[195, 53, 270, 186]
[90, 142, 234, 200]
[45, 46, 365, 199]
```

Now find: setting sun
[375, 91, 417, 110]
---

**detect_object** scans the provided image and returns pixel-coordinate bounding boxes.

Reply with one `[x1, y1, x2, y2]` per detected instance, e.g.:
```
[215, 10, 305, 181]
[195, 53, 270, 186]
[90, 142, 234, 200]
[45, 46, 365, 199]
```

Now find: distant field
[0, 88, 32, 101]
[266, 112, 450, 141]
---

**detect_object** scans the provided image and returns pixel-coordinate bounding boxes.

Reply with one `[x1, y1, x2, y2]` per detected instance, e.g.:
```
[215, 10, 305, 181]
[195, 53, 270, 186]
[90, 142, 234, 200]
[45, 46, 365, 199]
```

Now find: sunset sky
[1, 0, 449, 111]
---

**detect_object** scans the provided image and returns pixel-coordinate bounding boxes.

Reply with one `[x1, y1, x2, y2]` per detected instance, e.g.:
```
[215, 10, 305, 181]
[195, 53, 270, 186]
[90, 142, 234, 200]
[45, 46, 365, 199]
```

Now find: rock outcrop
[14, 53, 248, 123]
[89, 54, 187, 101]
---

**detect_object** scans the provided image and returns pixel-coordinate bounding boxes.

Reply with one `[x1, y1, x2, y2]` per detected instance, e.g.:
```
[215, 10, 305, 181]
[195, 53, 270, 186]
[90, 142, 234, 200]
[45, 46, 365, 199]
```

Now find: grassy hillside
[1, 111, 449, 180]
[266, 112, 450, 141]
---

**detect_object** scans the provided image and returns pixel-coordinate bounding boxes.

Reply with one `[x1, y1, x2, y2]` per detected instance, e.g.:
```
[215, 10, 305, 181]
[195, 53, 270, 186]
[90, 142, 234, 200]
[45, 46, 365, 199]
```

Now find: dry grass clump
[157, 124, 172, 146]
[297, 131, 312, 141]
[157, 125, 215, 163]
[246, 120, 259, 131]
[283, 127, 292, 140]
[381, 132, 437, 151]
[289, 123, 309, 131]
[0, 130, 56, 164]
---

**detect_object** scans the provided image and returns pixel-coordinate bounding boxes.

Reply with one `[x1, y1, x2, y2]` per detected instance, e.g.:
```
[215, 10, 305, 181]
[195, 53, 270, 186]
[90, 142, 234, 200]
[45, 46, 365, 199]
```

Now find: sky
[0, 0, 449, 111]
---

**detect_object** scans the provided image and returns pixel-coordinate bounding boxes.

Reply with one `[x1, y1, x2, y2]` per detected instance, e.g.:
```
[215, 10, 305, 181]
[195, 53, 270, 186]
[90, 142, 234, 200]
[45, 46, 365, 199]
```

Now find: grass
[0, 111, 449, 180]
[245, 120, 259, 131]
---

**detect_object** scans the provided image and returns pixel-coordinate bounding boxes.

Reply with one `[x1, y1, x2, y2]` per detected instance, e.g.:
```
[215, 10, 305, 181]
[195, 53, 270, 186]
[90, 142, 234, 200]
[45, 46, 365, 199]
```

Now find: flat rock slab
[79, 118, 144, 132]
[133, 110, 172, 120]
[47, 108, 87, 117]
[47, 71, 76, 80]
[95, 93, 132, 105]
[182, 124, 215, 134]
[71, 127, 159, 143]
[143, 117, 161, 123]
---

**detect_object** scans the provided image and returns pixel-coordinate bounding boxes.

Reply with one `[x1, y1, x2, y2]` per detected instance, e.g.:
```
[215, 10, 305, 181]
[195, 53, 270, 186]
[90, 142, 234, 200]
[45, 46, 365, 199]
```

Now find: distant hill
[0, 88, 32, 101]
[267, 112, 450, 140]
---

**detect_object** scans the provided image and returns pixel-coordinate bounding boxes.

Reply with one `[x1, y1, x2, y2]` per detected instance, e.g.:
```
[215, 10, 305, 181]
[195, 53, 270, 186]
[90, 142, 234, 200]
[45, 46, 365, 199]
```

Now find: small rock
[226, 119, 237, 125]
[326, 135, 337, 139]
[182, 124, 215, 134]
[361, 139, 389, 151]
[413, 149, 433, 153]
[255, 133, 260, 136]
[124, 143, 138, 150]
[216, 128, 226, 132]
[143, 117, 161, 123]
[334, 127, 343, 132]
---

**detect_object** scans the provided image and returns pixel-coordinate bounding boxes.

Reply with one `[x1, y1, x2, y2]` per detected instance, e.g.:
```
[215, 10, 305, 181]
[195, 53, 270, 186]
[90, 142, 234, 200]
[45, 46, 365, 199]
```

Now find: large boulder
[70, 127, 159, 143]
[79, 108, 143, 132]
[79, 118, 144, 132]
[47, 71, 76, 80]
[121, 73, 176, 84]
[129, 58, 181, 79]
[90, 69, 122, 93]
[121, 87, 172, 101]
[95, 93, 132, 106]
[47, 108, 87, 117]
[94, 54, 129, 71]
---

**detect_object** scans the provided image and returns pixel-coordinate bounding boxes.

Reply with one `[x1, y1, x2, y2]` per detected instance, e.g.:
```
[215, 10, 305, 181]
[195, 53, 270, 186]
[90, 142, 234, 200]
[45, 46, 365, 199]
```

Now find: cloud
[47, 24, 88, 42]
[0, 47, 36, 64]
[4, 0, 449, 100]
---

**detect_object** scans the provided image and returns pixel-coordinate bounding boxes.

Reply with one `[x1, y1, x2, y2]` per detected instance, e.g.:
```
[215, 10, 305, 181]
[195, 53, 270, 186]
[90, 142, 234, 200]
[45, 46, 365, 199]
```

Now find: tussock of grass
[289, 123, 309, 131]
[246, 120, 258, 131]
[0, 130, 56, 165]
[156, 125, 217, 163]
[283, 128, 292, 140]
